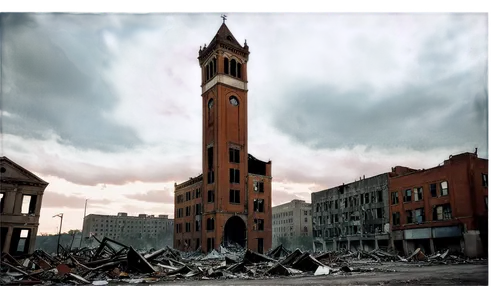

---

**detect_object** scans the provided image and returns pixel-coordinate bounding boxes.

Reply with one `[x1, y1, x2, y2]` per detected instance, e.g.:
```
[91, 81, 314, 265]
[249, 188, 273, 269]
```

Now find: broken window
[403, 189, 412, 202]
[430, 183, 437, 197]
[176, 195, 183, 203]
[230, 189, 240, 204]
[230, 59, 237, 77]
[195, 204, 201, 215]
[303, 226, 308, 233]
[207, 190, 215, 203]
[316, 203, 320, 212]
[392, 212, 400, 225]
[207, 237, 215, 252]
[376, 208, 383, 218]
[229, 148, 240, 163]
[433, 204, 452, 221]
[185, 192, 191, 201]
[414, 187, 423, 201]
[253, 199, 264, 212]
[482, 173, 488, 187]
[364, 193, 369, 204]
[377, 190, 382, 202]
[0, 193, 4, 213]
[21, 195, 36, 215]
[415, 208, 425, 223]
[344, 198, 348, 208]
[334, 214, 338, 223]
[229, 168, 240, 184]
[391, 192, 399, 205]
[334, 200, 338, 209]
[255, 219, 264, 231]
[208, 146, 214, 169]
[440, 181, 449, 196]
[177, 208, 183, 218]
[253, 181, 264, 193]
[176, 223, 182, 233]
[206, 218, 215, 231]
[185, 206, 191, 216]
[196, 188, 201, 198]
[206, 171, 215, 185]
[406, 210, 413, 224]
[185, 222, 191, 232]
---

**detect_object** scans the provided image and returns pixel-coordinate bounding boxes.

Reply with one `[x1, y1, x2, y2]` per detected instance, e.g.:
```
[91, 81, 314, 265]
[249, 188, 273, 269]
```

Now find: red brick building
[389, 151, 488, 257]
[173, 22, 272, 253]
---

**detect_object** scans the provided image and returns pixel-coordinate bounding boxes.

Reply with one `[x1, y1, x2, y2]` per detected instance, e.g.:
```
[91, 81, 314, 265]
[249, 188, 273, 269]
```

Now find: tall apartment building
[1, 156, 48, 256]
[311, 173, 404, 252]
[174, 21, 273, 254]
[82, 213, 173, 248]
[389, 151, 488, 258]
[272, 199, 312, 248]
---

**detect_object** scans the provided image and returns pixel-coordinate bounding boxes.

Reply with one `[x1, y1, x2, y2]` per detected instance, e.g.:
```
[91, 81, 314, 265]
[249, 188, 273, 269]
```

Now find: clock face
[208, 98, 214, 109]
[229, 96, 239, 106]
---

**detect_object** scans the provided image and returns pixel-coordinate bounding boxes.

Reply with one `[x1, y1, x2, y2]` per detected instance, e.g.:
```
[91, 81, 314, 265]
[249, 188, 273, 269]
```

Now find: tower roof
[198, 22, 249, 63]
[209, 23, 243, 48]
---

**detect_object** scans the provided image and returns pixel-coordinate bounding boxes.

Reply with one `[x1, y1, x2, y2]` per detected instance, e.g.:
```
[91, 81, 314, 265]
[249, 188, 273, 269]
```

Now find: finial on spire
[221, 14, 227, 24]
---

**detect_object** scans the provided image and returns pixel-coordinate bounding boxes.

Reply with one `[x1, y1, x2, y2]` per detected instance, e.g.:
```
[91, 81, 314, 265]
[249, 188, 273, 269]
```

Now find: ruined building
[311, 174, 396, 252]
[389, 151, 488, 258]
[1, 156, 48, 255]
[173, 22, 272, 253]
[82, 213, 174, 248]
[272, 199, 312, 249]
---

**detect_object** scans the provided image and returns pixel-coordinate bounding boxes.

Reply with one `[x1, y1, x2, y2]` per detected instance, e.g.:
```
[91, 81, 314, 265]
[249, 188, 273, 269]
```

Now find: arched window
[209, 61, 213, 78]
[230, 59, 237, 77]
[237, 63, 242, 78]
[205, 65, 209, 81]
[212, 58, 217, 76]
[224, 57, 229, 74]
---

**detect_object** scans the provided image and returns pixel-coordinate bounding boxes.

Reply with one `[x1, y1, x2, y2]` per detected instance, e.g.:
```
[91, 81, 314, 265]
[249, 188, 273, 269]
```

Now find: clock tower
[198, 21, 253, 253]
[174, 20, 272, 254]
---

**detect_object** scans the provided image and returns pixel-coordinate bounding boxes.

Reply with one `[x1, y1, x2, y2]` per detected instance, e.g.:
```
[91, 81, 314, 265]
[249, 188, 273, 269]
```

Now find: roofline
[0, 156, 49, 185]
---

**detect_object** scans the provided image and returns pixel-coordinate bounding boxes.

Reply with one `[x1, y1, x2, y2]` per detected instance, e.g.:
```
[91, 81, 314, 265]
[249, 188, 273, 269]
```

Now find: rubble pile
[0, 238, 485, 285]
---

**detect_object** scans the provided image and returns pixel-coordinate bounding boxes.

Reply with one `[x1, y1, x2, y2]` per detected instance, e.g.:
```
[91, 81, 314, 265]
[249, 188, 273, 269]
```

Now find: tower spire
[221, 14, 227, 24]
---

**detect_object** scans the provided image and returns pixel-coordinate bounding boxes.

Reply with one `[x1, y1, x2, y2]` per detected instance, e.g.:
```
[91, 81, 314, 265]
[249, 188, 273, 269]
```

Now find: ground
[134, 262, 488, 286]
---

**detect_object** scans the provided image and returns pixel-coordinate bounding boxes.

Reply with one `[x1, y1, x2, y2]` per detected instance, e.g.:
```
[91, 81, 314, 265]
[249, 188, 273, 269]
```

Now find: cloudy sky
[0, 13, 489, 234]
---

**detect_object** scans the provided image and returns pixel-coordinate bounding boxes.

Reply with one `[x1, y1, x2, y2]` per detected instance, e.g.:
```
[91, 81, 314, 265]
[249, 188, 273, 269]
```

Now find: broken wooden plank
[127, 247, 155, 273]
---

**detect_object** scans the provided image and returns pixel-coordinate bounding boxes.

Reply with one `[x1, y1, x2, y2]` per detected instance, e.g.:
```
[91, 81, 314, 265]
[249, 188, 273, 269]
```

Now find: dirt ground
[115, 262, 488, 286]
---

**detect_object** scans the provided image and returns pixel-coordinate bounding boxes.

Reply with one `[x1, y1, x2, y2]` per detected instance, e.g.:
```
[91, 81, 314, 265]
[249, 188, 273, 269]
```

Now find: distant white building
[82, 212, 173, 247]
[272, 199, 312, 247]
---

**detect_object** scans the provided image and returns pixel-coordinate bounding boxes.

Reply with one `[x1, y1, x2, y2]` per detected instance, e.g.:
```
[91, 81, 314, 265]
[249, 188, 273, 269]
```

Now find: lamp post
[52, 213, 63, 256]
[79, 199, 88, 248]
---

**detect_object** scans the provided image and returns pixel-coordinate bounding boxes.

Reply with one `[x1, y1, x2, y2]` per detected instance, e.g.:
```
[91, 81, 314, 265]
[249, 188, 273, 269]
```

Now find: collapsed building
[1, 156, 48, 255]
[389, 151, 488, 258]
[173, 21, 272, 254]
[311, 173, 395, 252]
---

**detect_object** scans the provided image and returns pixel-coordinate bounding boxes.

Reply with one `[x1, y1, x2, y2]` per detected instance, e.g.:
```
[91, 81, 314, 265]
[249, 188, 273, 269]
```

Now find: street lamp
[79, 199, 88, 248]
[52, 213, 63, 256]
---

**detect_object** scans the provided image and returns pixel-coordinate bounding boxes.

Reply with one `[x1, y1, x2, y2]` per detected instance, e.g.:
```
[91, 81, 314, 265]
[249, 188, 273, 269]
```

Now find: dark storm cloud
[270, 17, 487, 152]
[1, 13, 142, 151]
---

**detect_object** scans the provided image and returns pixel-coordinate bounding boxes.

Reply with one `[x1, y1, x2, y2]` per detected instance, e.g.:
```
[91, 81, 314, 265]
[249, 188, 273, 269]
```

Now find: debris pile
[0, 239, 485, 285]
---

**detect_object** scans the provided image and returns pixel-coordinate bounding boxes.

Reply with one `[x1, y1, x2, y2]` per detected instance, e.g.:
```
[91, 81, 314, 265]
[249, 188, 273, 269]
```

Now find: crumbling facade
[0, 156, 48, 256]
[311, 174, 392, 252]
[174, 22, 272, 254]
[82, 212, 173, 248]
[272, 199, 312, 248]
[389, 151, 488, 258]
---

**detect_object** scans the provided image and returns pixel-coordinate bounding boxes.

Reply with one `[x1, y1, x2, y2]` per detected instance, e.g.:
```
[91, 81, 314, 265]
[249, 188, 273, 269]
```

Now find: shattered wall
[1, 156, 48, 256]
[311, 173, 390, 250]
